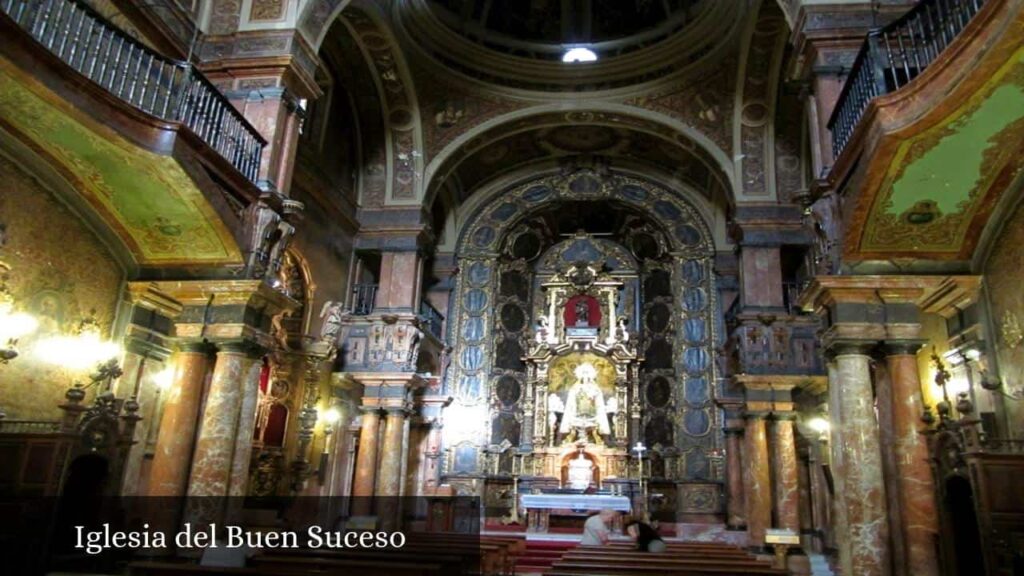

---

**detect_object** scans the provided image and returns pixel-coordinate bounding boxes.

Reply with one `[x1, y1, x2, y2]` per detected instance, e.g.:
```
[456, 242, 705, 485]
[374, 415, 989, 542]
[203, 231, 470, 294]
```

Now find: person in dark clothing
[624, 518, 666, 553]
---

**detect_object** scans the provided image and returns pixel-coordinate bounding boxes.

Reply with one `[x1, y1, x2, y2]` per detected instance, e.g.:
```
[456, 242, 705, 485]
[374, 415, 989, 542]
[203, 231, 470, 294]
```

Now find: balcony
[828, 0, 987, 159]
[0, 0, 264, 182]
[350, 283, 378, 316]
[419, 300, 445, 340]
[819, 0, 1021, 265]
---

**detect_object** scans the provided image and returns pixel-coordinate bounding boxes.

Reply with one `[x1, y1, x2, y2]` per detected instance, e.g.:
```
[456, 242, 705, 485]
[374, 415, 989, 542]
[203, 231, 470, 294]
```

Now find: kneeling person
[625, 518, 665, 553]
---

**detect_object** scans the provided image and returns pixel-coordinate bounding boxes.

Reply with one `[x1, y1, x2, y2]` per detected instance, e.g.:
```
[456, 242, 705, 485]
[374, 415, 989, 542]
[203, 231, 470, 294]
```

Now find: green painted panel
[0, 60, 242, 265]
[888, 79, 1024, 216]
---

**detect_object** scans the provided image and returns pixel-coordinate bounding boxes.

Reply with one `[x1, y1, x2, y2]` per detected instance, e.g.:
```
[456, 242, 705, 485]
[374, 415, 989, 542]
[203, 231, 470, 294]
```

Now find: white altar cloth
[520, 494, 631, 512]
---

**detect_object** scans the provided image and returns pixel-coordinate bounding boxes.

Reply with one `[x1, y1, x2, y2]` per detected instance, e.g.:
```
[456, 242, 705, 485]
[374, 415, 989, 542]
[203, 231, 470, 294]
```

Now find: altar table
[520, 494, 631, 533]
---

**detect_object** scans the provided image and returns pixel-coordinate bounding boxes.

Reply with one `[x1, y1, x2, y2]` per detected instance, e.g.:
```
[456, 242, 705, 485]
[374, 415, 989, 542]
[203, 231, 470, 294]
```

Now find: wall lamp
[0, 264, 38, 363]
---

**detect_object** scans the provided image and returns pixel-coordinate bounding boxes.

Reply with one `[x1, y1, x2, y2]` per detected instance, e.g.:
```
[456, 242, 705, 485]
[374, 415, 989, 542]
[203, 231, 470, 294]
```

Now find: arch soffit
[316, 0, 425, 206]
[454, 169, 716, 259]
[452, 161, 722, 246]
[424, 103, 738, 209]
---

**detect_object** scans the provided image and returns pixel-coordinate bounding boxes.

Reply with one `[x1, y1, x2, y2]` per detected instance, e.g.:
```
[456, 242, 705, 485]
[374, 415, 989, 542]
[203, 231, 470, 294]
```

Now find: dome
[398, 0, 741, 92]
[426, 0, 704, 61]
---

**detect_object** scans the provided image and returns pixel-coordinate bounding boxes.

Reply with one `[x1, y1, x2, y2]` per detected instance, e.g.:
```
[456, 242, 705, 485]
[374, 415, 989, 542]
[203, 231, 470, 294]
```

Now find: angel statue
[318, 301, 348, 345]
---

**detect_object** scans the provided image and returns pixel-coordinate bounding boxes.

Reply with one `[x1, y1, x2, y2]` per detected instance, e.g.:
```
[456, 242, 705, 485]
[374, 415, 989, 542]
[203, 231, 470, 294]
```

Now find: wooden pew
[128, 559, 440, 576]
[248, 555, 445, 575]
[568, 547, 753, 559]
[409, 532, 523, 572]
[255, 545, 482, 575]
[545, 544, 786, 576]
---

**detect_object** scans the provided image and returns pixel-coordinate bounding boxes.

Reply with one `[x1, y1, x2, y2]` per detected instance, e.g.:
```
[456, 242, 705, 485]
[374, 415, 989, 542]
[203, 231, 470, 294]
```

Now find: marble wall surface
[984, 195, 1024, 439]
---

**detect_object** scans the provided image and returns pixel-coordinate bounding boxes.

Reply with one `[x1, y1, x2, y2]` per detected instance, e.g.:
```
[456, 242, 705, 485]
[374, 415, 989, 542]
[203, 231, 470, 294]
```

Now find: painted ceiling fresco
[0, 58, 242, 266]
[851, 46, 1024, 260]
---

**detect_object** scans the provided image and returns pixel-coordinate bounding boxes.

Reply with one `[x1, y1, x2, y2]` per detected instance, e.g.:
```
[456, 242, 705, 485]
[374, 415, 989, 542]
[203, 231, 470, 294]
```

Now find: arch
[298, 0, 354, 51]
[328, 1, 425, 205]
[424, 103, 738, 209]
[732, 0, 790, 201]
[455, 169, 715, 257]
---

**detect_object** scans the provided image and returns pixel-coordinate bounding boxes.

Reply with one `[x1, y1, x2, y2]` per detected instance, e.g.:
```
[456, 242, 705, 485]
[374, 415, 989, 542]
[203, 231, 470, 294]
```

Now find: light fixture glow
[562, 47, 598, 63]
[153, 366, 176, 391]
[807, 417, 831, 434]
[0, 311, 38, 341]
[35, 332, 121, 372]
[322, 407, 342, 425]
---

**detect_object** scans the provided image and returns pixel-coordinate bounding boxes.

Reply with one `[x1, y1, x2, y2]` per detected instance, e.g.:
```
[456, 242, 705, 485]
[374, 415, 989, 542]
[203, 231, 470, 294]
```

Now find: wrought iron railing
[419, 300, 444, 340]
[0, 0, 265, 182]
[827, 0, 986, 158]
[783, 280, 808, 316]
[350, 283, 378, 316]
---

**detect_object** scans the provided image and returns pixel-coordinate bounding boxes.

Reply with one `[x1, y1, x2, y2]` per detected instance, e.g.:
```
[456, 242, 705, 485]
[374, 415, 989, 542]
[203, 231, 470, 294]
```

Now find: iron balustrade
[827, 0, 986, 159]
[782, 280, 808, 316]
[350, 283, 378, 316]
[419, 300, 444, 339]
[0, 0, 266, 183]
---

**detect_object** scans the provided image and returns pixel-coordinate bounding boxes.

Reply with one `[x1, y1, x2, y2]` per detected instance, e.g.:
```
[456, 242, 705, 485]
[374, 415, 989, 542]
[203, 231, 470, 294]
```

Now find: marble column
[351, 406, 382, 516]
[377, 407, 409, 530]
[226, 359, 264, 497]
[885, 344, 940, 576]
[187, 342, 258, 498]
[807, 439, 832, 553]
[832, 345, 890, 576]
[725, 427, 747, 529]
[826, 359, 852, 574]
[149, 344, 210, 496]
[744, 412, 772, 549]
[771, 414, 801, 532]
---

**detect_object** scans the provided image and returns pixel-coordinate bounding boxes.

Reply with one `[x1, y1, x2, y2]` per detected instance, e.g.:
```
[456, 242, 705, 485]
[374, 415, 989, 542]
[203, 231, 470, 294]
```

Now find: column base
[726, 523, 748, 531]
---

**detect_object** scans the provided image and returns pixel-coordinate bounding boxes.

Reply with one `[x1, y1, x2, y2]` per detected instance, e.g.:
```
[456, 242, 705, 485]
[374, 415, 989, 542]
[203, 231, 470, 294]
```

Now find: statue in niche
[559, 363, 610, 444]
[615, 316, 630, 343]
[534, 316, 550, 345]
[574, 299, 590, 326]
[547, 393, 564, 445]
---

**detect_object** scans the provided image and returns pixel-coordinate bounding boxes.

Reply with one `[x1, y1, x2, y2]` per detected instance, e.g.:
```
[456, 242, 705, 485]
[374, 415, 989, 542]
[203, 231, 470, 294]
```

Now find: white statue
[319, 301, 347, 344]
[534, 316, 550, 344]
[616, 317, 630, 343]
[547, 392, 564, 429]
[559, 363, 610, 442]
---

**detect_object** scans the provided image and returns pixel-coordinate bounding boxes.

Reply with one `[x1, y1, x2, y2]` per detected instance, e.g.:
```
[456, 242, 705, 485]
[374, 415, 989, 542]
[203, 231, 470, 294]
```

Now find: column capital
[881, 339, 927, 356]
[125, 281, 184, 318]
[176, 340, 215, 355]
[383, 405, 414, 418]
[155, 280, 299, 350]
[358, 405, 383, 415]
[216, 339, 266, 358]
[769, 412, 799, 422]
[826, 340, 876, 357]
[744, 410, 772, 420]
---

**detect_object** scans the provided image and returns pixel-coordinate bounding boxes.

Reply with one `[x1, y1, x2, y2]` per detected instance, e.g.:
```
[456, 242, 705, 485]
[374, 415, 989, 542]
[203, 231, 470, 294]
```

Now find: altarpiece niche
[441, 170, 722, 522]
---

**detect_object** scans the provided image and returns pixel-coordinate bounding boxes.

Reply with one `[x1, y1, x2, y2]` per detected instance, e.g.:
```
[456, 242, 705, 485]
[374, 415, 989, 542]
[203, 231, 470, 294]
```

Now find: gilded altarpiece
[442, 170, 724, 519]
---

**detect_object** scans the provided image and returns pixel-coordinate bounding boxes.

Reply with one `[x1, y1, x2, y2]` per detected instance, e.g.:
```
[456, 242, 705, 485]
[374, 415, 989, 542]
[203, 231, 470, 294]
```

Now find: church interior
[0, 0, 1022, 575]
